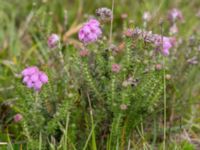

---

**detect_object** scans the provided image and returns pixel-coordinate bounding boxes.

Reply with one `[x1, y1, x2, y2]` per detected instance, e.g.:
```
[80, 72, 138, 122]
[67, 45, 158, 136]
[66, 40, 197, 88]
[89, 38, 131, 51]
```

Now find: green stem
[109, 0, 115, 44]
[87, 93, 97, 150]
[163, 56, 166, 150]
[58, 42, 68, 75]
[111, 75, 116, 104]
[83, 62, 101, 98]
[126, 38, 131, 69]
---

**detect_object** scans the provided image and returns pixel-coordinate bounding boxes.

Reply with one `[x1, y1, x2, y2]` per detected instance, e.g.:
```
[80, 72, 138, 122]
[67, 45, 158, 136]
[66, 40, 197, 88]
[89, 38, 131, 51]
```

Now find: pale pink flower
[155, 64, 162, 70]
[79, 49, 89, 57]
[112, 64, 121, 73]
[121, 13, 128, 19]
[39, 72, 48, 83]
[14, 114, 23, 123]
[124, 29, 134, 37]
[169, 24, 178, 35]
[154, 36, 175, 56]
[48, 34, 59, 48]
[143, 11, 151, 22]
[168, 8, 183, 23]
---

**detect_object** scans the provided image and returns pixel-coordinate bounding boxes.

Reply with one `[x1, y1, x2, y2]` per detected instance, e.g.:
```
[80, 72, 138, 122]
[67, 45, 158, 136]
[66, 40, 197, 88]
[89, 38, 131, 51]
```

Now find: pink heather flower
[78, 19, 102, 44]
[22, 66, 38, 76]
[39, 72, 48, 83]
[124, 29, 134, 37]
[121, 13, 128, 19]
[154, 36, 175, 56]
[30, 74, 39, 82]
[168, 8, 183, 23]
[22, 76, 29, 83]
[142, 11, 151, 22]
[21, 66, 48, 91]
[79, 49, 89, 57]
[48, 34, 59, 48]
[169, 24, 178, 35]
[27, 80, 34, 88]
[34, 81, 43, 91]
[120, 104, 128, 110]
[155, 64, 162, 70]
[96, 7, 113, 22]
[112, 64, 121, 73]
[14, 114, 23, 123]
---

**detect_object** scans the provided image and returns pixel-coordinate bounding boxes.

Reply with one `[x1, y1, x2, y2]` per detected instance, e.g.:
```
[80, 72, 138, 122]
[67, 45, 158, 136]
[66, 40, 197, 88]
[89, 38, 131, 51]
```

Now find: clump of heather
[3, 2, 200, 150]
[75, 15, 164, 149]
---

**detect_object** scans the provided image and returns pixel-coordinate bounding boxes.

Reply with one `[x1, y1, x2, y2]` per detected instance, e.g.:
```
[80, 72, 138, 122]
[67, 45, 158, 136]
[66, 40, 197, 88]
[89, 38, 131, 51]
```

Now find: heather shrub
[11, 22, 167, 149]
[0, 0, 200, 150]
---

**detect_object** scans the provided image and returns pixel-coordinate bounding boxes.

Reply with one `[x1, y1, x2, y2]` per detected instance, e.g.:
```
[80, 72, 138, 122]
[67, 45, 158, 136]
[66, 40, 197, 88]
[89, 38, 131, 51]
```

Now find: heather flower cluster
[154, 35, 176, 56]
[96, 7, 113, 22]
[22, 66, 48, 91]
[129, 28, 175, 56]
[78, 19, 102, 44]
[168, 8, 183, 23]
[168, 8, 183, 35]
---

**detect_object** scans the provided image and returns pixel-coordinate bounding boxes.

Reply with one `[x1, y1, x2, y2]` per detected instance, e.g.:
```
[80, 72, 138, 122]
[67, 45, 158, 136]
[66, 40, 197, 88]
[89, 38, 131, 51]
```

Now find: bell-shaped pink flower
[48, 34, 59, 48]
[14, 114, 23, 123]
[154, 36, 175, 56]
[168, 8, 183, 23]
[21, 66, 48, 91]
[78, 19, 102, 44]
[79, 49, 90, 57]
[169, 24, 178, 35]
[39, 72, 48, 83]
[112, 64, 121, 73]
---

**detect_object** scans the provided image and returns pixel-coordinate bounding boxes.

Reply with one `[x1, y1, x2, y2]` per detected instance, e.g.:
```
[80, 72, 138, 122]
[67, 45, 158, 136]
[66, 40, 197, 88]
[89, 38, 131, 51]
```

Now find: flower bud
[112, 64, 121, 73]
[48, 34, 59, 48]
[14, 114, 23, 123]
